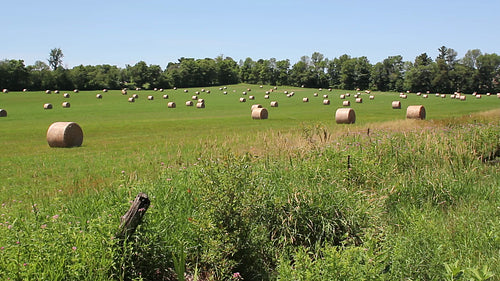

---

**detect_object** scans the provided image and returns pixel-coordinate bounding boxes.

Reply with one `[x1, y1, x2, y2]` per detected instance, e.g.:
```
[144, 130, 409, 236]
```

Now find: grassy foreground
[0, 85, 499, 280]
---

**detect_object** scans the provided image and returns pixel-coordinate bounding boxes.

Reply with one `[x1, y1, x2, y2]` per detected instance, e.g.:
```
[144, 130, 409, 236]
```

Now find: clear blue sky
[2, 0, 499, 68]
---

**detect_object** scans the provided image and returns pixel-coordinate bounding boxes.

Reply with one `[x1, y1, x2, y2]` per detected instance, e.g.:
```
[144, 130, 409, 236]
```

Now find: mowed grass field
[0, 84, 499, 202]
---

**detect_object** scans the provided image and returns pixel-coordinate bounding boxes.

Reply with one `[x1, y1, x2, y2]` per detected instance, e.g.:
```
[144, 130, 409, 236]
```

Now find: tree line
[1, 46, 499, 93]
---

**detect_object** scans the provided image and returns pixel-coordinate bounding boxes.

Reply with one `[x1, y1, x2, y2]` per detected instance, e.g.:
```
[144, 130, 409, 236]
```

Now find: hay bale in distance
[476, 94, 482, 99]
[62, 102, 70, 108]
[2, 89, 8, 93]
[460, 95, 466, 101]
[264, 95, 270, 99]
[251, 107, 268, 119]
[355, 98, 363, 103]
[73, 89, 79, 93]
[270, 101, 278, 107]
[122, 89, 127, 95]
[343, 100, 350, 106]
[340, 94, 345, 99]
[163, 94, 169, 99]
[132, 94, 139, 99]
[96, 94, 103, 99]
[45, 90, 51, 94]
[186, 101, 193, 106]
[323, 94, 328, 98]
[196, 102, 205, 108]
[63, 93, 70, 98]
[249, 95, 255, 100]
[54, 90, 60, 94]
[323, 99, 330, 105]
[128, 97, 135, 102]
[369, 95, 375, 100]
[335, 108, 356, 124]
[423, 94, 428, 98]
[167, 102, 176, 108]
[103, 89, 108, 92]
[0, 109, 7, 117]
[314, 93, 318, 97]
[148, 95, 154, 100]
[198, 98, 205, 103]
[392, 101, 401, 109]
[406, 105, 426, 120]
[303, 97, 309, 102]
[191, 95, 198, 100]
[239, 97, 246, 102]
[46, 122, 83, 148]
[44, 103, 53, 109]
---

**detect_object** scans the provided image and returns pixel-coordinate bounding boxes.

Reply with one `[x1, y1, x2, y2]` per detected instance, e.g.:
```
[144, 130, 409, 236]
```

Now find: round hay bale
[2, 89, 8, 93]
[0, 109, 7, 117]
[274, 86, 277, 90]
[486, 92, 491, 96]
[163, 94, 169, 99]
[323, 94, 328, 98]
[196, 102, 205, 108]
[223, 91, 228, 95]
[206, 90, 210, 93]
[160, 88, 164, 92]
[167, 102, 176, 108]
[135, 88, 141, 91]
[435, 93, 440, 97]
[290, 92, 295, 96]
[416, 92, 421, 96]
[247, 88, 251, 92]
[342, 100, 350, 106]
[265, 91, 270, 94]
[392, 101, 401, 109]
[460, 95, 466, 101]
[319, 88, 323, 91]
[422, 94, 428, 98]
[251, 104, 263, 111]
[497, 93, 500, 98]
[195, 91, 200, 95]
[73, 89, 79, 93]
[251, 108, 268, 119]
[43, 103, 53, 109]
[284, 90, 288, 94]
[96, 94, 103, 99]
[451, 94, 456, 99]
[345, 93, 350, 97]
[154, 88, 158, 91]
[148, 95, 154, 100]
[184, 89, 188, 93]
[329, 88, 332, 92]
[400, 94, 407, 99]
[335, 108, 355, 124]
[264, 95, 270, 99]
[46, 90, 51, 94]
[191, 95, 198, 100]
[406, 105, 426, 120]
[240, 97, 246, 102]
[128, 97, 135, 102]
[63, 93, 70, 98]
[314, 93, 318, 97]
[242, 91, 247, 95]
[323, 99, 330, 105]
[186, 101, 193, 106]
[369, 95, 375, 100]
[355, 98, 363, 103]
[103, 89, 108, 92]
[121, 89, 127, 95]
[476, 94, 482, 99]
[198, 98, 205, 103]
[354, 94, 360, 98]
[440, 94, 446, 98]
[270, 101, 278, 107]
[303, 97, 309, 102]
[173, 87, 177, 90]
[249, 95, 255, 100]
[224, 86, 227, 89]
[23, 89, 27, 92]
[46, 122, 83, 148]
[54, 90, 60, 94]
[132, 94, 139, 99]
[339, 94, 345, 99]
[62, 102, 70, 108]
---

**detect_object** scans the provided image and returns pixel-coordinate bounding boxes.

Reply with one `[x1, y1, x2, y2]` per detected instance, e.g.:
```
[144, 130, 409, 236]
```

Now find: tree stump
[117, 192, 150, 239]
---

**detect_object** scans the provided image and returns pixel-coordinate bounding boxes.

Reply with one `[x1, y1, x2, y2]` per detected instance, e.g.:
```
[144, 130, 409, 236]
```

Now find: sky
[2, 0, 499, 68]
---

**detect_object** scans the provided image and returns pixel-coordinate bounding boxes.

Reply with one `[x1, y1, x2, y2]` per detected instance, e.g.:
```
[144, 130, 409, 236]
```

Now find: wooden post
[117, 192, 150, 239]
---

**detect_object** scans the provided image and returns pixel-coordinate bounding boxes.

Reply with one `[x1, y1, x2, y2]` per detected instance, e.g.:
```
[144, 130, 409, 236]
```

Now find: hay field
[1, 84, 499, 201]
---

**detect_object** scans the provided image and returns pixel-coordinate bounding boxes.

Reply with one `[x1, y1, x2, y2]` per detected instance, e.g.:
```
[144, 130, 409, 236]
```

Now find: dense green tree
[275, 59, 290, 86]
[215, 56, 239, 85]
[461, 49, 482, 69]
[0, 59, 29, 90]
[404, 54, 436, 93]
[327, 54, 350, 88]
[475, 53, 500, 93]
